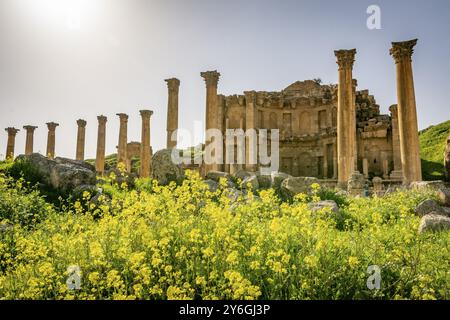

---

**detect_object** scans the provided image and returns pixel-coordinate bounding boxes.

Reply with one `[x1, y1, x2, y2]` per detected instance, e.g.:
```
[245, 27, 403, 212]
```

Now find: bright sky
[1, 0, 449, 160]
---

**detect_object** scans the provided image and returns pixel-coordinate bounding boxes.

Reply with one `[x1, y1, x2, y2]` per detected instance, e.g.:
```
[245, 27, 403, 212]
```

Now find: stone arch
[299, 111, 311, 134]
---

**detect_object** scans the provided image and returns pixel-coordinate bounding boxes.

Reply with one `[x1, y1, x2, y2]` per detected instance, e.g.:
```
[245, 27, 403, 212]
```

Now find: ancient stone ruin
[3, 39, 429, 191]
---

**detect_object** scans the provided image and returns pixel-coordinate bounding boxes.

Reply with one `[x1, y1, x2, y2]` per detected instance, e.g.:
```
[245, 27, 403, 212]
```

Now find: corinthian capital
[165, 78, 180, 92]
[200, 70, 220, 87]
[140, 109, 153, 119]
[46, 122, 59, 131]
[390, 39, 417, 64]
[23, 125, 38, 132]
[334, 49, 357, 70]
[116, 113, 129, 122]
[77, 119, 87, 128]
[97, 116, 107, 125]
[5, 127, 19, 136]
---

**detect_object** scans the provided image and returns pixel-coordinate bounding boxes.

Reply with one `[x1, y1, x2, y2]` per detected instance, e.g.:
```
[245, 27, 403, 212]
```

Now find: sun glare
[21, 0, 98, 31]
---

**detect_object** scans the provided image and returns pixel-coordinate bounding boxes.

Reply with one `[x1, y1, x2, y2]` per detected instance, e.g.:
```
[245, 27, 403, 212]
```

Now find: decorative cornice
[390, 39, 417, 64]
[334, 49, 357, 70]
[200, 70, 220, 87]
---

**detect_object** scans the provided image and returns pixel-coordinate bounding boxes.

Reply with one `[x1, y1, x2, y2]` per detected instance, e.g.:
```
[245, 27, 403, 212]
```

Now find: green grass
[419, 120, 450, 181]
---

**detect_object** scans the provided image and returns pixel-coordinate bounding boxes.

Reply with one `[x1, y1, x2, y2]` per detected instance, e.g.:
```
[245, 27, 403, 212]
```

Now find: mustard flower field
[0, 169, 448, 300]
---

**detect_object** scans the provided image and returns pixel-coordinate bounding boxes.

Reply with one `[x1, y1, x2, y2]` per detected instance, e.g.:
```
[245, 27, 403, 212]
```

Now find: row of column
[4, 111, 154, 177]
[334, 39, 422, 185]
[82, 111, 154, 177]
[5, 78, 181, 177]
[5, 122, 58, 160]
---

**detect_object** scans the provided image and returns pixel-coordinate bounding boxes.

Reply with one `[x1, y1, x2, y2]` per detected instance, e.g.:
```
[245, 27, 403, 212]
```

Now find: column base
[389, 170, 403, 181]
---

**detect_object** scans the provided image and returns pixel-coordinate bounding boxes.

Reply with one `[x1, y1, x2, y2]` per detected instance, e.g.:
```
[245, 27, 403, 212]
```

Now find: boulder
[271, 172, 291, 189]
[256, 174, 272, 189]
[438, 188, 450, 206]
[241, 175, 259, 190]
[414, 199, 446, 217]
[232, 170, 253, 181]
[204, 179, 220, 192]
[72, 184, 99, 199]
[205, 171, 232, 183]
[418, 214, 450, 233]
[281, 177, 319, 197]
[410, 181, 446, 191]
[308, 200, 339, 214]
[151, 149, 184, 185]
[224, 187, 242, 203]
[15, 153, 96, 193]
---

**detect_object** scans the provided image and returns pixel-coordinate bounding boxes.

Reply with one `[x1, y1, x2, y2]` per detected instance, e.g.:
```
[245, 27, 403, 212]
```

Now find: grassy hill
[419, 120, 450, 181]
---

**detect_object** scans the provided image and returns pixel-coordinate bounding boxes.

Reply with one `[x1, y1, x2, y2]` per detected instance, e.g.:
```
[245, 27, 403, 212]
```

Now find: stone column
[76, 119, 87, 161]
[201, 70, 220, 173]
[116, 113, 128, 166]
[165, 78, 180, 149]
[46, 122, 59, 159]
[140, 110, 153, 178]
[335, 49, 357, 187]
[95, 116, 107, 174]
[352, 79, 359, 172]
[244, 91, 257, 172]
[4, 127, 19, 160]
[333, 143, 338, 179]
[23, 125, 37, 155]
[390, 39, 422, 184]
[389, 104, 403, 180]
[362, 158, 369, 178]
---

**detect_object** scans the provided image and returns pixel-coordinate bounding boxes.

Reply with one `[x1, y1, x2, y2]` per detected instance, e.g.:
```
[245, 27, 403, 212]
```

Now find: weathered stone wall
[219, 79, 394, 179]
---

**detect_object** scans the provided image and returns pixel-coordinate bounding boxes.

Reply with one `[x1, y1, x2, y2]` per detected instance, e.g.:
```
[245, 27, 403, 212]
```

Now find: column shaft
[96, 116, 107, 173]
[140, 110, 153, 178]
[76, 120, 87, 161]
[165, 78, 180, 149]
[201, 70, 220, 174]
[116, 114, 128, 166]
[46, 122, 59, 159]
[23, 125, 37, 155]
[390, 39, 422, 184]
[335, 49, 356, 186]
[5, 127, 19, 160]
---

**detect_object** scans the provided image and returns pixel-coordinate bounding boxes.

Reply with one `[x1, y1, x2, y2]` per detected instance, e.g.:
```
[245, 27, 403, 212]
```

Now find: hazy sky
[1, 0, 449, 160]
